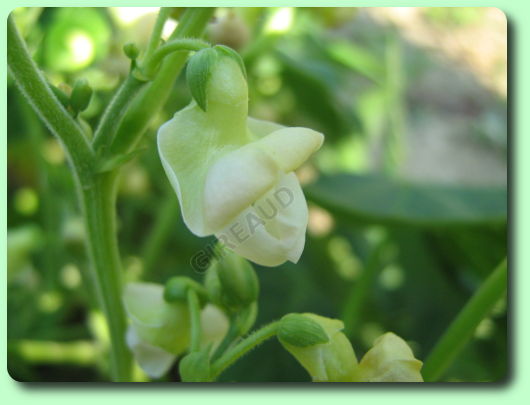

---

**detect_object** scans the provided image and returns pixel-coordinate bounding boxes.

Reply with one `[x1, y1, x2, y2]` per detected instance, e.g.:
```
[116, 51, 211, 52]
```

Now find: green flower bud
[204, 249, 259, 311]
[179, 350, 211, 382]
[123, 42, 140, 60]
[164, 276, 208, 305]
[278, 313, 357, 382]
[69, 78, 92, 114]
[278, 313, 329, 348]
[353, 332, 423, 382]
[185, 46, 247, 112]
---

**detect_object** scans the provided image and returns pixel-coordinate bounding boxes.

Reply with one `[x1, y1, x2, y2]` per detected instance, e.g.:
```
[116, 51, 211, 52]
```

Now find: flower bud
[354, 332, 423, 382]
[179, 350, 211, 382]
[278, 313, 357, 382]
[204, 249, 259, 311]
[123, 42, 140, 60]
[278, 313, 329, 347]
[69, 78, 92, 114]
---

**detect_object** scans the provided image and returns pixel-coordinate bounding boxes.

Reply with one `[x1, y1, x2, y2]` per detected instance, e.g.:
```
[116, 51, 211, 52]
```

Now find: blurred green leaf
[305, 174, 507, 227]
[43, 8, 110, 72]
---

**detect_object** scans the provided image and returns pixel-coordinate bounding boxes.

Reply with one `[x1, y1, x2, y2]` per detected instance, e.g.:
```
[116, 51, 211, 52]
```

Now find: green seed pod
[205, 249, 259, 311]
[179, 350, 211, 382]
[123, 42, 140, 60]
[278, 313, 329, 348]
[70, 78, 93, 114]
[164, 276, 208, 306]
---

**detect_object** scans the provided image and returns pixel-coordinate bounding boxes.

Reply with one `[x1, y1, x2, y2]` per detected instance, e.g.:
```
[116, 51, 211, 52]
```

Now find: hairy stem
[211, 322, 279, 379]
[7, 15, 93, 182]
[422, 258, 507, 382]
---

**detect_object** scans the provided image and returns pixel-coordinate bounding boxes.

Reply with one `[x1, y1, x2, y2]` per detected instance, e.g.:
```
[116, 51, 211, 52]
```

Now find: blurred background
[7, 7, 507, 382]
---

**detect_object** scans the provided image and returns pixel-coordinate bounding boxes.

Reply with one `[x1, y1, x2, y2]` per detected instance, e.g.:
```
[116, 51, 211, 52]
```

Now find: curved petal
[200, 304, 230, 352]
[123, 282, 190, 355]
[126, 326, 176, 379]
[203, 143, 282, 231]
[354, 332, 424, 382]
[247, 117, 284, 138]
[256, 127, 324, 172]
[215, 173, 308, 266]
[157, 106, 249, 236]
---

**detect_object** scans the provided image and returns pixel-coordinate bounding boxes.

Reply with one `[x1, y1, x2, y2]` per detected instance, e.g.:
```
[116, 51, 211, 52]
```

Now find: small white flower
[158, 52, 324, 266]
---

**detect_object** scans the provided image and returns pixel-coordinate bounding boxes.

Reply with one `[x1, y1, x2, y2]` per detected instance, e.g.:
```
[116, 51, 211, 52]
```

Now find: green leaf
[305, 174, 507, 227]
[186, 47, 218, 111]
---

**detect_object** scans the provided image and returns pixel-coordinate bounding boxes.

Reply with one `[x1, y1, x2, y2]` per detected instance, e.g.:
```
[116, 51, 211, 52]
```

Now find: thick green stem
[7, 15, 93, 182]
[422, 258, 508, 382]
[211, 322, 279, 379]
[110, 7, 215, 155]
[80, 172, 131, 381]
[187, 289, 202, 353]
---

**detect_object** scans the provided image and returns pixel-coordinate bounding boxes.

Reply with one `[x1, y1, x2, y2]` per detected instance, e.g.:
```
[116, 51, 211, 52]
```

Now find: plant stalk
[422, 258, 508, 382]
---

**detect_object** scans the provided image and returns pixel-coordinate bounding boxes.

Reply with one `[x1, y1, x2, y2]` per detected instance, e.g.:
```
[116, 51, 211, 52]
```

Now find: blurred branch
[422, 258, 507, 381]
[109, 7, 215, 156]
[143, 7, 172, 62]
[7, 15, 94, 182]
[341, 239, 390, 337]
[140, 197, 179, 275]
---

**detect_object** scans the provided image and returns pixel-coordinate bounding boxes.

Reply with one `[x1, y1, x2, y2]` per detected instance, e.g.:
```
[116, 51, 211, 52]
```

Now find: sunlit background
[7, 7, 507, 382]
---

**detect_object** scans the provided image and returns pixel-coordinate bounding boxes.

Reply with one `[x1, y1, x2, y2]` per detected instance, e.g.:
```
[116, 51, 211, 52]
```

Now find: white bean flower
[158, 46, 324, 266]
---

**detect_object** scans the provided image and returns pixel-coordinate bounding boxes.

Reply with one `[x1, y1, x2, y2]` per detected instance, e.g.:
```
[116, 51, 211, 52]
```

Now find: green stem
[187, 289, 202, 353]
[422, 258, 508, 382]
[143, 7, 172, 62]
[109, 7, 215, 156]
[92, 74, 145, 153]
[7, 15, 93, 182]
[211, 321, 279, 379]
[211, 314, 240, 361]
[80, 172, 131, 381]
[142, 38, 210, 78]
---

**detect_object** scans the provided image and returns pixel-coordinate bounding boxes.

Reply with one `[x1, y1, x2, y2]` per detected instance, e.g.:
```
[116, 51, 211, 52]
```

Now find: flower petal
[215, 173, 308, 266]
[256, 126, 324, 172]
[354, 332, 424, 382]
[279, 313, 357, 382]
[123, 282, 190, 355]
[126, 326, 176, 379]
[203, 143, 281, 231]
